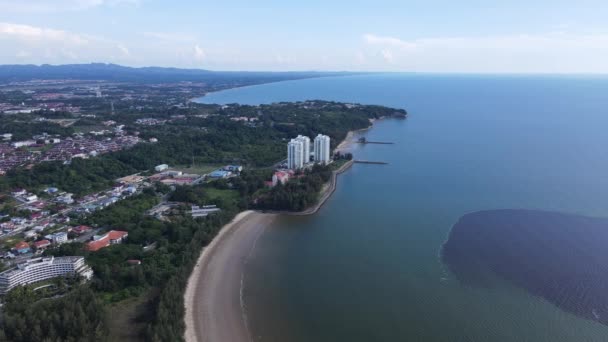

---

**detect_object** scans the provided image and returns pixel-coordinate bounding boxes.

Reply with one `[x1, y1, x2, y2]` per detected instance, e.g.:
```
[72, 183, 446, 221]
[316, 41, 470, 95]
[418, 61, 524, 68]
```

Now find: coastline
[335, 120, 375, 153]
[262, 159, 354, 216]
[184, 210, 277, 342]
[183, 127, 364, 342]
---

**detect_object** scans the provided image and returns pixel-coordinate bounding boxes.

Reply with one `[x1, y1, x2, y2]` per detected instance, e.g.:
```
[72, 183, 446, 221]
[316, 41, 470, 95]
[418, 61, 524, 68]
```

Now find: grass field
[205, 188, 239, 204]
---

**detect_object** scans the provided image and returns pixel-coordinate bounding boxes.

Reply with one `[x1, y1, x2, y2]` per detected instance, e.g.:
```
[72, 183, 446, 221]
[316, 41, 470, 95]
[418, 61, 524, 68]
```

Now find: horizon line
[1, 62, 608, 77]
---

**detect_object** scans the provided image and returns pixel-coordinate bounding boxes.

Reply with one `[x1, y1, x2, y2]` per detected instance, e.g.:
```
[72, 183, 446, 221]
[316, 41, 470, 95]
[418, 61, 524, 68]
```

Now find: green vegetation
[1, 158, 136, 196]
[1, 287, 107, 342]
[0, 115, 74, 141]
[256, 164, 333, 211]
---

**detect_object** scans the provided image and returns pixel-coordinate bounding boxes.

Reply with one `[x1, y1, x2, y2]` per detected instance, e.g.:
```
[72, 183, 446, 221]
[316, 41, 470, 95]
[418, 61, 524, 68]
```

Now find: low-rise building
[209, 170, 231, 179]
[223, 165, 243, 173]
[86, 230, 128, 251]
[46, 232, 68, 245]
[71, 225, 91, 235]
[12, 140, 36, 148]
[272, 170, 292, 187]
[154, 164, 169, 172]
[191, 205, 221, 218]
[0, 256, 93, 294]
[23, 230, 38, 239]
[33, 239, 51, 250]
[13, 241, 30, 254]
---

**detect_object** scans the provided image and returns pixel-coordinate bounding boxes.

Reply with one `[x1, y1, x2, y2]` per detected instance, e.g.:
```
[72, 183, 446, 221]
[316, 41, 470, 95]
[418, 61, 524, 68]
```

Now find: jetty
[357, 137, 394, 145]
[354, 160, 389, 165]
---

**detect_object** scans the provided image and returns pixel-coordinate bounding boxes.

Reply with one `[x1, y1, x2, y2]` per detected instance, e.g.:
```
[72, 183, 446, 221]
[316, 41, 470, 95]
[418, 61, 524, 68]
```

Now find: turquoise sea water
[198, 74, 608, 341]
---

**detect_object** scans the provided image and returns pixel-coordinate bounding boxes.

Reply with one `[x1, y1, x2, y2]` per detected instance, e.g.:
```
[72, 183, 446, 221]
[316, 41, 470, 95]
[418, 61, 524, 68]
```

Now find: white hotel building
[0, 256, 93, 294]
[314, 134, 331, 165]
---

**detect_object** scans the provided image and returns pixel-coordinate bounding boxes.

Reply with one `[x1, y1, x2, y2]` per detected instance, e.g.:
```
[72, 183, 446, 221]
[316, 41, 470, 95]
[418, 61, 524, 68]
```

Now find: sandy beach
[335, 119, 377, 153]
[184, 210, 277, 342]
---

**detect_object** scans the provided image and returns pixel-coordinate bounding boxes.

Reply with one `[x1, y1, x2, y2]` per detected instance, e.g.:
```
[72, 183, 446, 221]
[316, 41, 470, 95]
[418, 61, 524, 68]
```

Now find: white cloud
[16, 50, 31, 58]
[193, 45, 206, 61]
[362, 32, 608, 73]
[142, 32, 197, 43]
[0, 22, 136, 65]
[0, 22, 89, 44]
[117, 44, 130, 56]
[0, 0, 141, 12]
[363, 33, 417, 51]
[380, 49, 394, 63]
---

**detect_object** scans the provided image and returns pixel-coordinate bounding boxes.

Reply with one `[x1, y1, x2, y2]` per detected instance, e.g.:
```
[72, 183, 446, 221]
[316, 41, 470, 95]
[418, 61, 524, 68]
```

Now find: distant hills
[0, 63, 351, 84]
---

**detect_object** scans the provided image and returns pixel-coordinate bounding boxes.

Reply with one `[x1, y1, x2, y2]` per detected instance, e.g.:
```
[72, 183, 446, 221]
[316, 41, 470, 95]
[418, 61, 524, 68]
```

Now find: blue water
[198, 74, 608, 341]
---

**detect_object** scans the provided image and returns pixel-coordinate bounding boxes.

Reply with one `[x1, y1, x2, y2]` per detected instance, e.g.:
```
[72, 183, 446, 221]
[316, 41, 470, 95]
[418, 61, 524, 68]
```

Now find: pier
[357, 137, 394, 145]
[354, 160, 389, 165]
[356, 141, 394, 145]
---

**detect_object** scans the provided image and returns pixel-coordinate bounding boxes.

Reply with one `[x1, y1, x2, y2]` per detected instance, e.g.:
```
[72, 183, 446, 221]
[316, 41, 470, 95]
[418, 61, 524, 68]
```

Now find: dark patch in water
[442, 209, 608, 325]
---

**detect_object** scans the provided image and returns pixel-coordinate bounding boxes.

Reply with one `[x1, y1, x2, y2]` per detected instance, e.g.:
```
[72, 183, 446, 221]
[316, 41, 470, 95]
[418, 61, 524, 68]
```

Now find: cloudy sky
[1, 0, 608, 73]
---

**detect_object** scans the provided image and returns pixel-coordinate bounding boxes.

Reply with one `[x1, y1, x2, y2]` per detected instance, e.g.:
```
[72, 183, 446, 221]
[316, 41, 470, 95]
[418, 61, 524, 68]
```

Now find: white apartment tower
[314, 134, 331, 165]
[295, 135, 311, 164]
[287, 139, 304, 170]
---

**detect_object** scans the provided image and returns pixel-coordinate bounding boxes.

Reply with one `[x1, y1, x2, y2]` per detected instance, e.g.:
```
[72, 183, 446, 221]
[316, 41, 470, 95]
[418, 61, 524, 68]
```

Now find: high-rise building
[295, 135, 311, 164]
[287, 139, 304, 169]
[314, 134, 331, 165]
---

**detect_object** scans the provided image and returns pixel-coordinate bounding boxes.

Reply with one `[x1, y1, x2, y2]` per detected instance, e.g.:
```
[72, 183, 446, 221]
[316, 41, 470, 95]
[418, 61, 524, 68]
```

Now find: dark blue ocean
[198, 74, 608, 341]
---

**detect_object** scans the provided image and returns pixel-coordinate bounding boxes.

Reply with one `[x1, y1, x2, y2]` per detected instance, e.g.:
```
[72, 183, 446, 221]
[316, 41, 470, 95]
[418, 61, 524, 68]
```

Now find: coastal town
[0, 129, 337, 294]
[0, 64, 406, 342]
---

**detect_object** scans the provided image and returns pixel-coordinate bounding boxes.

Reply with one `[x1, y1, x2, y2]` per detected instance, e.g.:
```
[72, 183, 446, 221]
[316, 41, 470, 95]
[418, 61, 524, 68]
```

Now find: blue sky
[1, 0, 607, 72]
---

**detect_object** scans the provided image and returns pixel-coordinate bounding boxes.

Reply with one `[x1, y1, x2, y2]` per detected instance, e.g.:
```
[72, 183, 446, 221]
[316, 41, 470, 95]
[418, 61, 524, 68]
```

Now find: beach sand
[335, 119, 377, 153]
[335, 130, 356, 153]
[184, 211, 277, 342]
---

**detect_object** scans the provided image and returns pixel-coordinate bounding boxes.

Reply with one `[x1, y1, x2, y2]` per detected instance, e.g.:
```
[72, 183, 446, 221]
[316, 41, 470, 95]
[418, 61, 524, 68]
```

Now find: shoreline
[335, 121, 375, 153]
[184, 210, 277, 342]
[183, 126, 367, 342]
[261, 159, 354, 216]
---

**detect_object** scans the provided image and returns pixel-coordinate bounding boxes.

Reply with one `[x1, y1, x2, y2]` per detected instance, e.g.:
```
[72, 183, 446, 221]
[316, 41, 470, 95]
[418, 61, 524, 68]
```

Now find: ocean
[197, 74, 608, 341]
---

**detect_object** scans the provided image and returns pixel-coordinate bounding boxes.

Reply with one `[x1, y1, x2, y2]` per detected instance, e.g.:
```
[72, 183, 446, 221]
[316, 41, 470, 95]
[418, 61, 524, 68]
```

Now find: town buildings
[0, 256, 93, 294]
[314, 134, 331, 165]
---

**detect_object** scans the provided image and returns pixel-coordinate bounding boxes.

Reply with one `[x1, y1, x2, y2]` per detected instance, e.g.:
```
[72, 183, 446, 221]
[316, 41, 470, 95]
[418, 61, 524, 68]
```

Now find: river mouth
[442, 209, 608, 325]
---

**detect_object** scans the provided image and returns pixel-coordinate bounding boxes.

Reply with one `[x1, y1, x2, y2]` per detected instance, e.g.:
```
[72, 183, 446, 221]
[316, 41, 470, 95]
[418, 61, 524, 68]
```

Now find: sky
[1, 0, 608, 73]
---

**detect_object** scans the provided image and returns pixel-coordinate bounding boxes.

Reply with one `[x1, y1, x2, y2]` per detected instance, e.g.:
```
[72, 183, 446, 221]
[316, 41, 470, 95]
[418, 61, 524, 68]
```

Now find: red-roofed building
[86, 230, 128, 252]
[272, 170, 293, 187]
[13, 241, 31, 254]
[34, 239, 51, 250]
[71, 225, 91, 235]
[30, 212, 44, 220]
